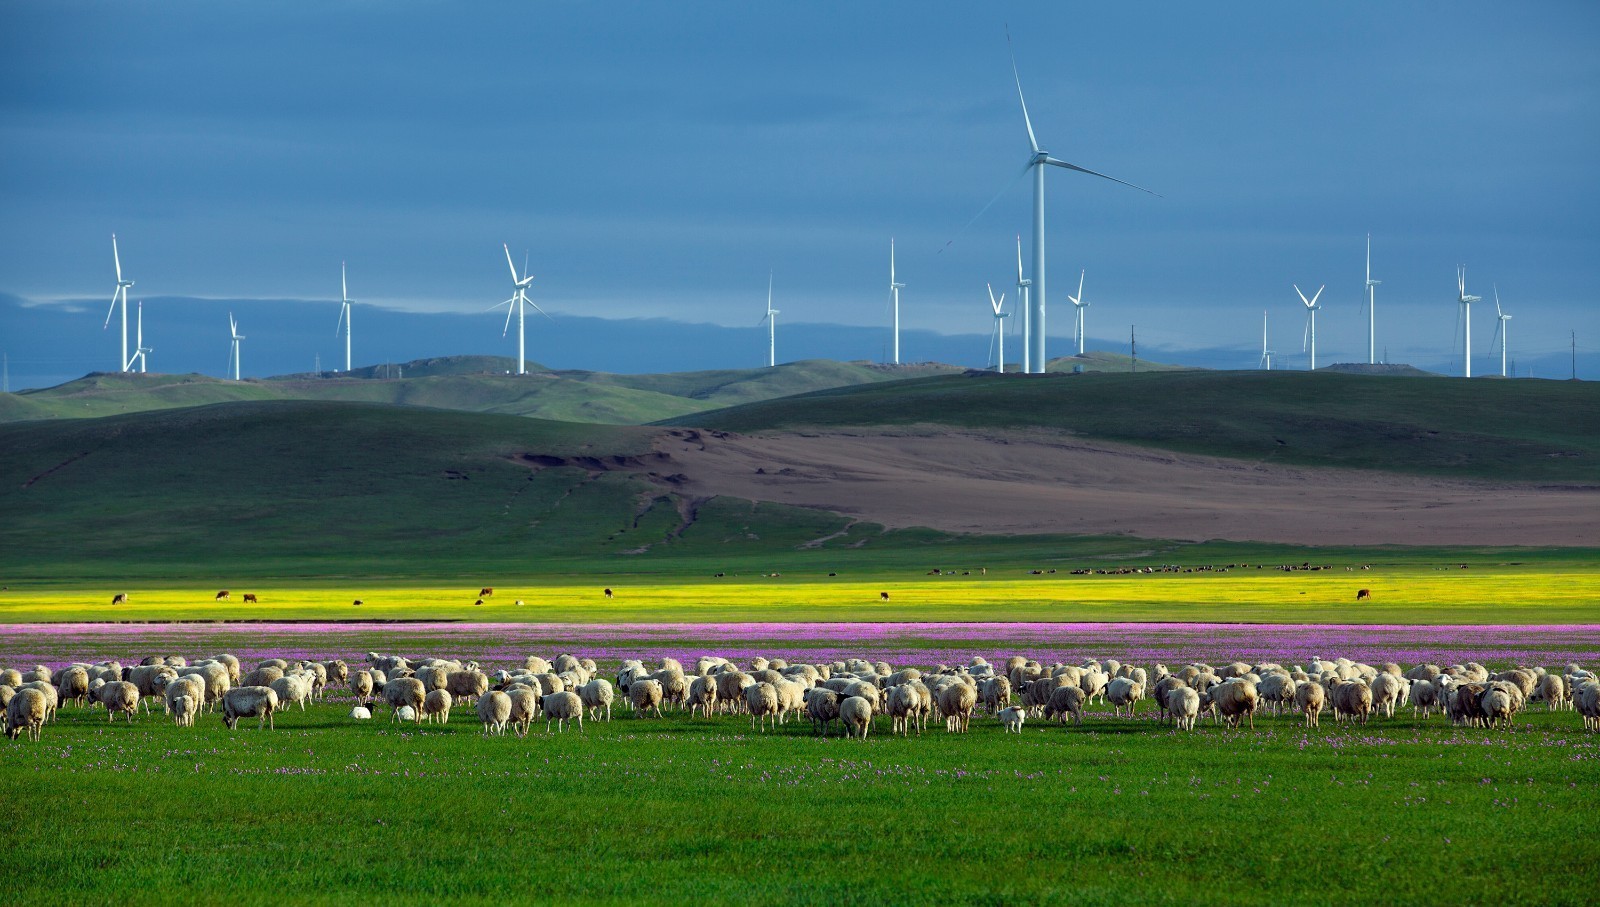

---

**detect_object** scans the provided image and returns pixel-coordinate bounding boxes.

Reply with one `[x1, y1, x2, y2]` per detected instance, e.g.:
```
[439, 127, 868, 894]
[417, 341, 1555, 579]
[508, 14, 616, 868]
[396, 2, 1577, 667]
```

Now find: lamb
[504, 689, 538, 737]
[269, 672, 316, 712]
[839, 695, 874, 739]
[422, 689, 453, 725]
[936, 681, 977, 733]
[165, 677, 205, 718]
[171, 694, 197, 727]
[543, 691, 584, 733]
[94, 681, 140, 722]
[477, 691, 512, 735]
[746, 682, 780, 733]
[579, 678, 615, 722]
[1167, 687, 1200, 731]
[999, 705, 1026, 733]
[1044, 685, 1086, 725]
[630, 679, 664, 718]
[1212, 679, 1259, 729]
[1106, 677, 1145, 718]
[382, 678, 426, 723]
[222, 686, 279, 730]
[5, 688, 47, 741]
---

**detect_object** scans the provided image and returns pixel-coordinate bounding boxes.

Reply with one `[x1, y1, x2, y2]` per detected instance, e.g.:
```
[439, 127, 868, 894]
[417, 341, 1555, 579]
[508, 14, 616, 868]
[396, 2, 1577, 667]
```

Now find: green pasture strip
[1, 700, 1594, 905]
[3, 567, 1596, 624]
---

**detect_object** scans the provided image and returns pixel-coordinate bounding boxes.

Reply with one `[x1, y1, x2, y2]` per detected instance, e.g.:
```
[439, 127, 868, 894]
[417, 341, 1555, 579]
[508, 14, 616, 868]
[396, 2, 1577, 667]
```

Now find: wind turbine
[493, 244, 547, 376]
[335, 262, 354, 372]
[1260, 310, 1274, 371]
[758, 272, 779, 367]
[1490, 284, 1512, 378]
[1008, 34, 1156, 373]
[105, 234, 135, 372]
[133, 301, 151, 373]
[227, 313, 244, 381]
[889, 239, 904, 365]
[987, 283, 1009, 373]
[1457, 266, 1480, 378]
[1014, 235, 1031, 374]
[1067, 269, 1088, 356]
[1363, 234, 1381, 364]
[1296, 284, 1324, 371]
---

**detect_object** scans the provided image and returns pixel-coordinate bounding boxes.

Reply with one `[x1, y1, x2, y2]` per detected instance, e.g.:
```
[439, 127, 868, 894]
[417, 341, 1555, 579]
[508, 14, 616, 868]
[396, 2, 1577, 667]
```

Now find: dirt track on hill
[650, 428, 1600, 547]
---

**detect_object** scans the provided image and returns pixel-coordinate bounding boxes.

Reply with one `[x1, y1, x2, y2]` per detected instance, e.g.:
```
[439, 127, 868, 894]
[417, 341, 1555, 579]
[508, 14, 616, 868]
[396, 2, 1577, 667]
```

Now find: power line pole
[1130, 325, 1137, 374]
[1573, 330, 1578, 380]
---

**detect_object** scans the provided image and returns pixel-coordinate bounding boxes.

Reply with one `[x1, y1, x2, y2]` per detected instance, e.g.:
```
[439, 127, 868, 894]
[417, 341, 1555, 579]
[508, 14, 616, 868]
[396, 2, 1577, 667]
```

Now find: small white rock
[349, 706, 372, 720]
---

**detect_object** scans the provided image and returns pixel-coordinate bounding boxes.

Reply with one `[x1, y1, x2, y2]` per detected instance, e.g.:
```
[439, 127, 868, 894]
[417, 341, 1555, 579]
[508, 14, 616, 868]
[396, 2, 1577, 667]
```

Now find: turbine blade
[1008, 37, 1041, 154]
[504, 244, 519, 282]
[342, 262, 348, 302]
[1294, 285, 1310, 307]
[502, 297, 515, 336]
[1310, 285, 1324, 306]
[336, 303, 346, 335]
[1016, 235, 1024, 282]
[1494, 284, 1502, 317]
[528, 298, 553, 321]
[939, 160, 1033, 255]
[112, 234, 123, 282]
[104, 291, 118, 328]
[890, 238, 896, 285]
[1042, 157, 1160, 196]
[1303, 314, 1311, 352]
[1076, 269, 1085, 303]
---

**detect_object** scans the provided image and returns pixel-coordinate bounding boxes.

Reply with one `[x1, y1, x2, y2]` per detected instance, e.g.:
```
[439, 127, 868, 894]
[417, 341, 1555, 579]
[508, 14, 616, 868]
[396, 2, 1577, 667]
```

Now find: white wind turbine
[1296, 284, 1324, 371]
[1490, 284, 1512, 378]
[1014, 235, 1031, 374]
[494, 244, 547, 376]
[1067, 269, 1088, 356]
[104, 234, 135, 372]
[987, 283, 1009, 373]
[758, 272, 779, 368]
[1260, 310, 1274, 371]
[227, 313, 244, 381]
[889, 239, 904, 364]
[1457, 265, 1480, 378]
[1008, 35, 1156, 372]
[1363, 234, 1381, 364]
[133, 301, 151, 373]
[335, 262, 354, 372]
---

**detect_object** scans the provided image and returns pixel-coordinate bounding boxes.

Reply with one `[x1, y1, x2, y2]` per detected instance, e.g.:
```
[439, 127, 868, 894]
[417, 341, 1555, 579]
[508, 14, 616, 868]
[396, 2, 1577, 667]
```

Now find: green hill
[1046, 351, 1194, 373]
[663, 370, 1600, 483]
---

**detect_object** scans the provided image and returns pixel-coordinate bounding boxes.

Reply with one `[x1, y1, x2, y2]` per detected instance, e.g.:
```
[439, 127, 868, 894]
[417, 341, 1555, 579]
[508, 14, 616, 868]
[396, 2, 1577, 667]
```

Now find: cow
[474, 599, 484, 607]
[479, 587, 494, 598]
[1356, 589, 1372, 601]
[215, 590, 231, 601]
[352, 599, 364, 607]
[603, 588, 614, 599]
[111, 593, 129, 605]
[242, 593, 258, 603]
[879, 592, 890, 601]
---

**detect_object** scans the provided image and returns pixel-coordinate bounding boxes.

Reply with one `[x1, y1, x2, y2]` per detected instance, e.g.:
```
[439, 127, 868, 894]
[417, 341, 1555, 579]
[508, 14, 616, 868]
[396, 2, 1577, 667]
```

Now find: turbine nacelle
[1295, 284, 1324, 310]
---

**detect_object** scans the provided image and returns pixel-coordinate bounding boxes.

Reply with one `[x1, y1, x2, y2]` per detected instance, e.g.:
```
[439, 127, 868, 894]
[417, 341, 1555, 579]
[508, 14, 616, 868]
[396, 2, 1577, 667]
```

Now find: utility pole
[1130, 325, 1137, 373]
[1573, 331, 1578, 380]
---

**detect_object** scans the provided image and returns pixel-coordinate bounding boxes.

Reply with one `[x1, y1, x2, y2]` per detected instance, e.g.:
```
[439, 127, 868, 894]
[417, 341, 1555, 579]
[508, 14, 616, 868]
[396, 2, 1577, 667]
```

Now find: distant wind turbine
[105, 234, 135, 372]
[493, 244, 548, 376]
[1260, 310, 1274, 371]
[1008, 31, 1156, 372]
[1014, 235, 1031, 374]
[227, 313, 244, 381]
[336, 262, 354, 372]
[758, 272, 779, 368]
[987, 283, 1009, 373]
[889, 239, 904, 365]
[1067, 269, 1088, 356]
[1457, 265, 1480, 378]
[1363, 234, 1381, 364]
[1490, 284, 1512, 378]
[1296, 284, 1324, 371]
[134, 301, 151, 373]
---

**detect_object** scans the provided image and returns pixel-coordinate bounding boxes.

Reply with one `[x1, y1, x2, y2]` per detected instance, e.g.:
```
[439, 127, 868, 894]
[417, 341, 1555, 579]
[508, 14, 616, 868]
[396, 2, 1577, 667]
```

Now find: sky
[2, 1, 1598, 388]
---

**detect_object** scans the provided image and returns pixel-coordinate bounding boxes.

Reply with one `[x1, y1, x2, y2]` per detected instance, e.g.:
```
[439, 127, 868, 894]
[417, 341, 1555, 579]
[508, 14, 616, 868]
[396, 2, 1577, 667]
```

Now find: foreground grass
[2, 696, 1594, 905]
[4, 566, 1597, 624]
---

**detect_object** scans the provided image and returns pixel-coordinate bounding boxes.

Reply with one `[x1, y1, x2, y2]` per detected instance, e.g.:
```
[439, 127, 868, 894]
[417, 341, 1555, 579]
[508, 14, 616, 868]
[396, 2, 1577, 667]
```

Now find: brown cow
[352, 599, 364, 607]
[215, 590, 231, 601]
[879, 592, 890, 601]
[242, 593, 258, 603]
[474, 599, 484, 607]
[479, 587, 494, 597]
[111, 593, 129, 605]
[1356, 589, 1372, 601]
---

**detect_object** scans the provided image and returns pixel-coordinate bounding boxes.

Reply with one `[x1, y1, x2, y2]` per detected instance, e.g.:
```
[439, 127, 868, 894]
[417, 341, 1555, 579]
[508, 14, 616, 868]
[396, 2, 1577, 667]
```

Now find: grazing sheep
[164, 677, 205, 718]
[382, 678, 426, 723]
[17, 681, 58, 723]
[1153, 676, 1188, 723]
[999, 706, 1026, 733]
[1167, 686, 1201, 731]
[504, 689, 538, 737]
[1212, 679, 1259, 729]
[579, 678, 615, 722]
[445, 670, 490, 705]
[543, 691, 584, 733]
[222, 686, 279, 730]
[714, 671, 750, 714]
[1539, 674, 1570, 712]
[1044, 685, 1086, 726]
[1481, 687, 1517, 728]
[1295, 681, 1326, 727]
[630, 679, 664, 719]
[839, 695, 874, 739]
[477, 691, 512, 736]
[1448, 683, 1488, 727]
[422, 689, 453, 725]
[414, 665, 449, 693]
[978, 676, 1012, 714]
[806, 688, 841, 737]
[56, 666, 91, 708]
[685, 676, 717, 719]
[1106, 677, 1145, 718]
[94, 681, 140, 722]
[1256, 672, 1297, 717]
[171, 695, 197, 727]
[1369, 673, 1408, 719]
[241, 666, 283, 688]
[269, 673, 316, 712]
[5, 688, 47, 741]
[746, 682, 780, 732]
[0, 668, 19, 688]
[1333, 681, 1373, 726]
[350, 671, 375, 706]
[1576, 682, 1600, 732]
[936, 681, 977, 733]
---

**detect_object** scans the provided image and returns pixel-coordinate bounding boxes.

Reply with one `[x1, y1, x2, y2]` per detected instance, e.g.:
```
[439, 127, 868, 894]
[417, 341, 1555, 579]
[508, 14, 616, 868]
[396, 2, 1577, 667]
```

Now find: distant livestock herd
[5, 651, 1599, 743]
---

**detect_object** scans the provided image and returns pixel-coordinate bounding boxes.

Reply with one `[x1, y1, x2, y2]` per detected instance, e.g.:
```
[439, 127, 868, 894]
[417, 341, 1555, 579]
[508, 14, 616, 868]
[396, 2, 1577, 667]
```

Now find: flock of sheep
[4, 650, 1599, 743]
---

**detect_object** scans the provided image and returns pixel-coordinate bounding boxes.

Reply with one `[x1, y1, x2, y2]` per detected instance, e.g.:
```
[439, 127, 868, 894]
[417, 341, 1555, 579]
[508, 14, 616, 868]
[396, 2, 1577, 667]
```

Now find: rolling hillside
[663, 369, 1600, 483]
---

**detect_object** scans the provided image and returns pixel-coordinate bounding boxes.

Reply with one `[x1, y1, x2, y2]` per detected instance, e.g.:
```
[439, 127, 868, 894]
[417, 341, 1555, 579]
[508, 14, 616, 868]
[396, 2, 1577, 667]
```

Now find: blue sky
[2, 1, 1597, 387]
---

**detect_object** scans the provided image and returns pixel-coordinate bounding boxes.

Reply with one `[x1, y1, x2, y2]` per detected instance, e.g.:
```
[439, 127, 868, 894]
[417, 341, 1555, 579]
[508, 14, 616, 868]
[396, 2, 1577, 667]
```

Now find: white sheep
[222, 686, 279, 730]
[477, 691, 512, 735]
[422, 689, 453, 725]
[579, 678, 615, 722]
[383, 678, 426, 723]
[999, 705, 1026, 733]
[630, 679, 664, 718]
[839, 695, 874, 739]
[1576, 682, 1600, 731]
[1106, 677, 1145, 718]
[505, 689, 538, 737]
[1295, 681, 1326, 727]
[171, 695, 196, 727]
[269, 672, 316, 712]
[746, 682, 780, 733]
[1369, 673, 1407, 719]
[1167, 686, 1200, 731]
[5, 687, 47, 741]
[806, 688, 841, 736]
[94, 681, 140, 722]
[543, 691, 584, 733]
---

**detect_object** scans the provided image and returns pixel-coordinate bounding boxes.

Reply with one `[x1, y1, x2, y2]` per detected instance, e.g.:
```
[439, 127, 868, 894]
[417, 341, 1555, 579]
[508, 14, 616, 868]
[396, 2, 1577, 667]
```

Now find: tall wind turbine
[1457, 266, 1480, 378]
[1363, 234, 1381, 364]
[1014, 235, 1031, 374]
[335, 262, 354, 372]
[758, 272, 779, 367]
[133, 301, 151, 373]
[494, 244, 547, 376]
[1260, 310, 1274, 371]
[1067, 269, 1088, 356]
[1490, 284, 1512, 378]
[105, 234, 135, 372]
[1296, 284, 1324, 371]
[889, 239, 904, 365]
[227, 313, 244, 381]
[1008, 35, 1156, 373]
[987, 283, 1009, 373]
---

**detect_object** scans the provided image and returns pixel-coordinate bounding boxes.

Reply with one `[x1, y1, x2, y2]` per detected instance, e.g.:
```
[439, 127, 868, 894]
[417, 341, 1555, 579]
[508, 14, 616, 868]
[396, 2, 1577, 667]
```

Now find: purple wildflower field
[4, 621, 1597, 671]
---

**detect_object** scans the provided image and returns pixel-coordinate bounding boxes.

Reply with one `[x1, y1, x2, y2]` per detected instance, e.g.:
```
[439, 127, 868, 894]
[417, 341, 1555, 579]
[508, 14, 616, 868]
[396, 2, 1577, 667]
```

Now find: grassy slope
[666, 369, 1600, 482]
[1046, 350, 1193, 372]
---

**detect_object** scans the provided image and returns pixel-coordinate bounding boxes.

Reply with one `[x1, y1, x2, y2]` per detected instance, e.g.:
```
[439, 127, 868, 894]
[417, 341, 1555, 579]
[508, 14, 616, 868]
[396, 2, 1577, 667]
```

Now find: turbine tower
[1014, 235, 1031, 374]
[494, 244, 547, 376]
[227, 313, 244, 381]
[105, 234, 135, 372]
[1457, 266, 1480, 378]
[1009, 35, 1156, 373]
[1364, 234, 1381, 364]
[336, 262, 354, 372]
[1260, 310, 1274, 371]
[133, 301, 151, 373]
[889, 239, 904, 365]
[1296, 284, 1324, 371]
[1490, 284, 1512, 378]
[1067, 269, 1088, 356]
[987, 283, 1009, 373]
[758, 272, 779, 368]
